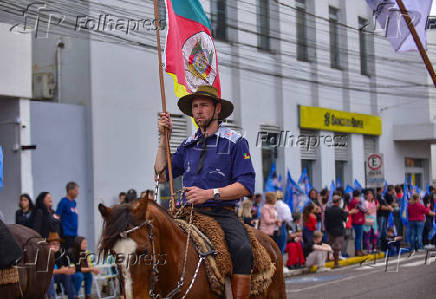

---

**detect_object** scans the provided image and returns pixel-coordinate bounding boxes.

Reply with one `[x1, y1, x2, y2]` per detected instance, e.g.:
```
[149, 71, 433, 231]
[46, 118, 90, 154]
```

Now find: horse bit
[118, 176, 215, 299]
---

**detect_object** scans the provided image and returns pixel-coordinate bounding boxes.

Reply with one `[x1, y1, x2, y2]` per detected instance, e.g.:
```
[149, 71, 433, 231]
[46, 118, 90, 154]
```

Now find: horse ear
[133, 198, 149, 218]
[98, 204, 112, 218]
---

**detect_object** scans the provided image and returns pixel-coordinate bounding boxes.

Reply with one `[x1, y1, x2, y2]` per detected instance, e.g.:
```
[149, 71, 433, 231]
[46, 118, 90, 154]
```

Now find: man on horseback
[154, 85, 255, 298]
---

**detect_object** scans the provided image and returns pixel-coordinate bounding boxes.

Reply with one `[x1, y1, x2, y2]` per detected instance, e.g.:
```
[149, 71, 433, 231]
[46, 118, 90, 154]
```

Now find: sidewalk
[283, 252, 386, 278]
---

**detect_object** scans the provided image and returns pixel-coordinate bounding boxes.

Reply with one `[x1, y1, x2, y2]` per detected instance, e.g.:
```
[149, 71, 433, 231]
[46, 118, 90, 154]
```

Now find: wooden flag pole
[395, 0, 436, 88]
[153, 0, 176, 212]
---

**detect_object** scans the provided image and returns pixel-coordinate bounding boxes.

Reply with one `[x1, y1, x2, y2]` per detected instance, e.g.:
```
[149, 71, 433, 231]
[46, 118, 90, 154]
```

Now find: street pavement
[285, 252, 436, 299]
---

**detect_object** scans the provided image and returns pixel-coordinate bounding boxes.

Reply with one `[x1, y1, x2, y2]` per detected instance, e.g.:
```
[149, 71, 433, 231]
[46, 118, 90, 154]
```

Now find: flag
[365, 0, 433, 52]
[298, 168, 312, 195]
[285, 170, 294, 212]
[400, 176, 408, 226]
[387, 211, 396, 235]
[431, 199, 436, 239]
[294, 169, 311, 213]
[296, 193, 311, 214]
[264, 161, 277, 192]
[329, 180, 336, 203]
[336, 178, 342, 188]
[0, 146, 3, 190]
[354, 179, 363, 191]
[165, 0, 221, 98]
[298, 168, 308, 185]
[382, 180, 388, 196]
[345, 185, 354, 194]
[277, 174, 284, 192]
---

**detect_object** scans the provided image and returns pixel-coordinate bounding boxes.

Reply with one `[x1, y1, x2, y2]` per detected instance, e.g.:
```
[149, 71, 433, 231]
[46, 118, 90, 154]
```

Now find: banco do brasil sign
[299, 106, 382, 136]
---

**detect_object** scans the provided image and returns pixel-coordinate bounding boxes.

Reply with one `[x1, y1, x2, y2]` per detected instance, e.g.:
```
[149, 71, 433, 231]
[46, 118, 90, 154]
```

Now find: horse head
[99, 199, 156, 299]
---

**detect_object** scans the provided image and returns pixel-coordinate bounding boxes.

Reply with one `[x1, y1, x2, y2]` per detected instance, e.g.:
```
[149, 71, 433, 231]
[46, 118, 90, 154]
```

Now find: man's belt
[195, 206, 236, 212]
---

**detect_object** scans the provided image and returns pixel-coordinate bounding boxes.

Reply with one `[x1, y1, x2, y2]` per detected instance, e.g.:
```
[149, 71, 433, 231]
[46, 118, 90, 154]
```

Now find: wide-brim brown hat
[47, 232, 64, 243]
[178, 85, 234, 120]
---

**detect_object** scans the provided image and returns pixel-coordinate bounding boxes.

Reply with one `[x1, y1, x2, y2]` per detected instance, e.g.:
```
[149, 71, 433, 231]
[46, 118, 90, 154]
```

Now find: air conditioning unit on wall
[33, 72, 55, 100]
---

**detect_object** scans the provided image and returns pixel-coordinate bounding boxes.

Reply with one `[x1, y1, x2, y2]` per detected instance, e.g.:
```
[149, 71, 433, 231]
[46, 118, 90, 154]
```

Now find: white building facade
[0, 0, 434, 248]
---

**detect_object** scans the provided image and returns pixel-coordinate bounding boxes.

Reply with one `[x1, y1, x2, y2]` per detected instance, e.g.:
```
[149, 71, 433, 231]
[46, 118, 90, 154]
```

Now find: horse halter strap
[118, 199, 216, 299]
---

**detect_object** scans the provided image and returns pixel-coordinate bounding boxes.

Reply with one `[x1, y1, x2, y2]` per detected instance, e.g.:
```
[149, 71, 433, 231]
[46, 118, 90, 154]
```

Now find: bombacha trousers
[197, 206, 254, 275]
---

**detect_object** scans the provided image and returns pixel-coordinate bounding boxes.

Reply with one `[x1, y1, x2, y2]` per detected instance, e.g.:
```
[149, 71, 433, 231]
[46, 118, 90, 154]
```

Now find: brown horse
[0, 224, 54, 299]
[99, 199, 286, 299]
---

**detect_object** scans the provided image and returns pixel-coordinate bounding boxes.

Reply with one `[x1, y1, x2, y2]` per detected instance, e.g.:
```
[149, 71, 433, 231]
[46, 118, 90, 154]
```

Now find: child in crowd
[46, 232, 75, 299]
[381, 227, 403, 256]
[69, 236, 99, 299]
[303, 231, 333, 272]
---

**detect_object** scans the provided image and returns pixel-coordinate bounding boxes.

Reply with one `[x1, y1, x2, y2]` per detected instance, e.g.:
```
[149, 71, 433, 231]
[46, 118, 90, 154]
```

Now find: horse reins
[119, 181, 212, 299]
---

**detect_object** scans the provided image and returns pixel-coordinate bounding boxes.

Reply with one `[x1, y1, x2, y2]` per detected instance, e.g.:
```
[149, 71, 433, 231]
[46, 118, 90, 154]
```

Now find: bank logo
[324, 113, 330, 127]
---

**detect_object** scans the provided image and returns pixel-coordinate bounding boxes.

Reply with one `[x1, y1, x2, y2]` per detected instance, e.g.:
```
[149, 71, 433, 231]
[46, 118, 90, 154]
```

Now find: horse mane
[99, 199, 175, 252]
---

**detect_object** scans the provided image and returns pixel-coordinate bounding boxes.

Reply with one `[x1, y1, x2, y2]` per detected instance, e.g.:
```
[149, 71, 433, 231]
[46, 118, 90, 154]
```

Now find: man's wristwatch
[213, 188, 220, 201]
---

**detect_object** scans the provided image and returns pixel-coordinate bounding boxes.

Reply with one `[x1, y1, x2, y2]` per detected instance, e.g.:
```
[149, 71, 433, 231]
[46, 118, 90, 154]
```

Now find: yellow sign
[299, 106, 382, 136]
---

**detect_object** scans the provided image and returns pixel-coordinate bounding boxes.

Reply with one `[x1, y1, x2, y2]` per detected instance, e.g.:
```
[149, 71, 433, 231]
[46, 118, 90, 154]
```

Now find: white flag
[366, 0, 433, 52]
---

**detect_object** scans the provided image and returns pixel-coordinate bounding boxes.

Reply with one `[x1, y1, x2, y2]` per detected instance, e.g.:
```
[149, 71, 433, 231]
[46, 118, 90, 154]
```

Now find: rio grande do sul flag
[365, 0, 433, 52]
[164, 0, 221, 98]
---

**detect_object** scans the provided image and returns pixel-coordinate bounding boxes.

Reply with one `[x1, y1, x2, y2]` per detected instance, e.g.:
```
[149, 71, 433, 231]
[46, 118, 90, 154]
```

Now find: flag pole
[153, 0, 176, 212]
[395, 0, 436, 88]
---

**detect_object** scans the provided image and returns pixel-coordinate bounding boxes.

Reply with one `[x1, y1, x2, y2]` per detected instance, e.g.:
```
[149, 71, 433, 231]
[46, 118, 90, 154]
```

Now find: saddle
[0, 221, 21, 285]
[174, 209, 276, 296]
[0, 268, 19, 285]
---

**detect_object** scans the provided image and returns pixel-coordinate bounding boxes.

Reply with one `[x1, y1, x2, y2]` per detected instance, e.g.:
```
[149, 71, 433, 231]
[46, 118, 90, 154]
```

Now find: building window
[301, 159, 314, 184]
[329, 6, 341, 69]
[258, 0, 270, 50]
[335, 160, 346, 187]
[261, 131, 278, 184]
[405, 158, 423, 168]
[359, 17, 369, 76]
[158, 0, 167, 29]
[296, 0, 309, 61]
[211, 0, 227, 40]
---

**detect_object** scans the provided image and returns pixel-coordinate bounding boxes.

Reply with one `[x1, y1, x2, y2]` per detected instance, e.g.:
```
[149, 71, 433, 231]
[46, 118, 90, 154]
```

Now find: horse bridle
[119, 212, 212, 299]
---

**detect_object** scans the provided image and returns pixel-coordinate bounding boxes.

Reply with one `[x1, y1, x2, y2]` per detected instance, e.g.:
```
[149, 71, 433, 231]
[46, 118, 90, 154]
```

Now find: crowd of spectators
[235, 184, 436, 273]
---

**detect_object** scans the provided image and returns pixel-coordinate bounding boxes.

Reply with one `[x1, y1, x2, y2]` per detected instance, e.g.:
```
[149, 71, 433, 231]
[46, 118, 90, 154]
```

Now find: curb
[283, 252, 385, 277]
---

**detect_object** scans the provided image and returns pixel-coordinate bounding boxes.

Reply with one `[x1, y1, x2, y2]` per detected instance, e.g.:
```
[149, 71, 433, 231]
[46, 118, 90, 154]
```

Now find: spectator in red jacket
[348, 190, 366, 256]
[303, 204, 317, 246]
[407, 193, 435, 251]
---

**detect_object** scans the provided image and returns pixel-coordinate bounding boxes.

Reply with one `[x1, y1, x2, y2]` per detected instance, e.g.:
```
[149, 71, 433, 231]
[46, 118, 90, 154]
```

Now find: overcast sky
[432, 2, 436, 16]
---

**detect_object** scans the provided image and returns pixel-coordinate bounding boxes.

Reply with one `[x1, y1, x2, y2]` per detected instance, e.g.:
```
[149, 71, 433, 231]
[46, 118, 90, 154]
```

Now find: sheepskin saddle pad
[0, 267, 19, 285]
[174, 209, 276, 296]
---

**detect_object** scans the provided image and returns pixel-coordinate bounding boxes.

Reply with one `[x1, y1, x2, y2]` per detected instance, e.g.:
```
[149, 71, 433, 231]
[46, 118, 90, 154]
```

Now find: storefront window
[335, 160, 346, 186]
[261, 132, 278, 184]
[301, 159, 314, 184]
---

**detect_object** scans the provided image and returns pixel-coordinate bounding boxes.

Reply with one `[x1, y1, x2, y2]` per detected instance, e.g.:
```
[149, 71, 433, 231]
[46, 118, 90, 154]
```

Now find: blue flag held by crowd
[354, 179, 363, 191]
[265, 161, 281, 192]
[400, 176, 408, 226]
[284, 170, 294, 212]
[329, 180, 336, 203]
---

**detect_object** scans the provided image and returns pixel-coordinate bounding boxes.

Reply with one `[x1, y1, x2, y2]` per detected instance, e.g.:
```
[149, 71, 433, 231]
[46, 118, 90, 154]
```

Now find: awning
[393, 123, 436, 142]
